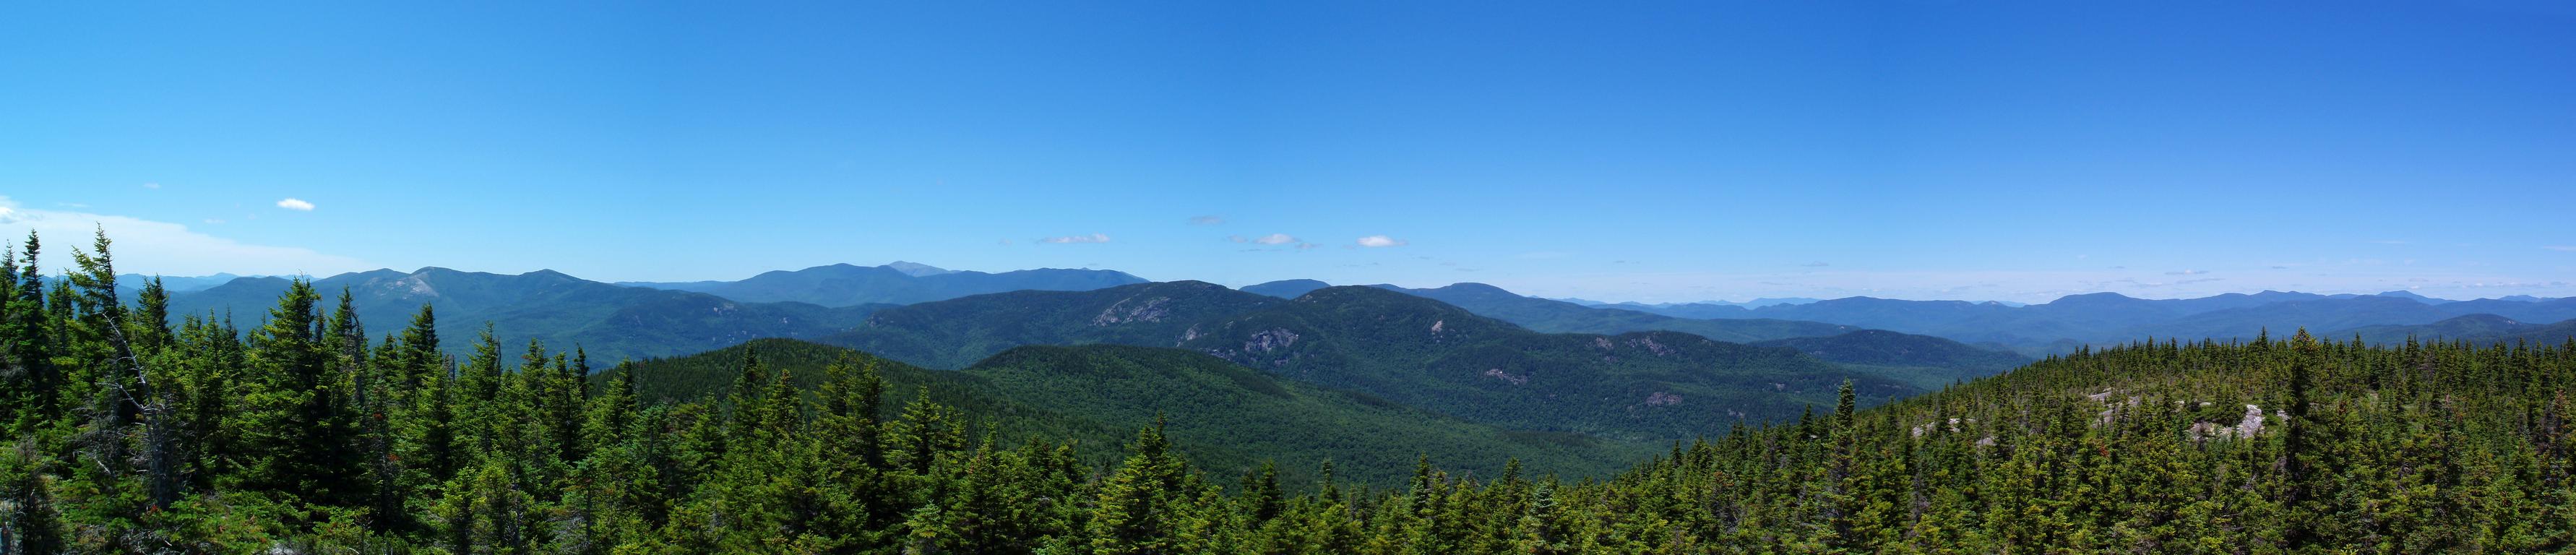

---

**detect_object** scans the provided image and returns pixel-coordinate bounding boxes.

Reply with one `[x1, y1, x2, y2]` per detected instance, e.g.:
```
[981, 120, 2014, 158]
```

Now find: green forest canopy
[5, 230, 2574, 553]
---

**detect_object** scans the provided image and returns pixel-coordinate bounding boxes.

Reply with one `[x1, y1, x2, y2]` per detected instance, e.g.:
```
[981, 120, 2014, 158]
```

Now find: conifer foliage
[3, 231, 2574, 553]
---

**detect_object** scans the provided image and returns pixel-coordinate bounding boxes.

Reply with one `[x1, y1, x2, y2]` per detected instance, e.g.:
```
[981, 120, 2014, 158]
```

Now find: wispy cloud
[0, 196, 366, 275]
[142, 183, 161, 189]
[2546, 246, 2576, 252]
[275, 198, 316, 211]
[1040, 233, 1111, 244]
[1251, 233, 1296, 245]
[1356, 235, 1407, 247]
[1187, 215, 1224, 225]
[2165, 270, 2207, 275]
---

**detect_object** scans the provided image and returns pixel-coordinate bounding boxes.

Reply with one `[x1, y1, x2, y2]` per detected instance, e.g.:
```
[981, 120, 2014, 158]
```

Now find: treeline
[7, 230, 2576, 553]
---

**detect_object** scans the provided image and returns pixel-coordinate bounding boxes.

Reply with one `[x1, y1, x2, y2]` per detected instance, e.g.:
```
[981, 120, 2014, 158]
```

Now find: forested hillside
[832, 282, 1908, 440]
[14, 231, 2572, 552]
[617, 339, 1655, 486]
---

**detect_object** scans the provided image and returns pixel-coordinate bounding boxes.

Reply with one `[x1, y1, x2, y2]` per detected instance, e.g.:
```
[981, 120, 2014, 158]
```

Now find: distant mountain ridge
[114, 272, 252, 293]
[620, 262, 1145, 307]
[163, 267, 888, 363]
[1362, 282, 1859, 344]
[1695, 291, 2576, 356]
[2333, 314, 2576, 347]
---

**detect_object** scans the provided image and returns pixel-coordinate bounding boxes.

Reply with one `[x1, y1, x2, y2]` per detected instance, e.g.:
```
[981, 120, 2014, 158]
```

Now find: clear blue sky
[4, 1, 2571, 303]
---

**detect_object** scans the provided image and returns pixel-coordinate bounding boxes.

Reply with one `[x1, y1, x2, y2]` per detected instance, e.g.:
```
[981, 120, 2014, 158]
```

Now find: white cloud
[142, 183, 160, 189]
[2546, 246, 2576, 252]
[2165, 269, 2207, 275]
[1187, 215, 1224, 225]
[276, 198, 316, 211]
[1252, 233, 1296, 245]
[1356, 235, 1407, 247]
[1040, 233, 1111, 244]
[0, 197, 368, 276]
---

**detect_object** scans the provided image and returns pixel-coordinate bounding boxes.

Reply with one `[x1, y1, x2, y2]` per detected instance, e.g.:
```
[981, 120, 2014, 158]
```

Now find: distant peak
[1436, 282, 1513, 294]
[883, 261, 956, 277]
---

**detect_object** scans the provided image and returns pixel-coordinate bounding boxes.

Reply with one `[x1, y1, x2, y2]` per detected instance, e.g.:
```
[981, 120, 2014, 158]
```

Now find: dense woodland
[7, 231, 2576, 553]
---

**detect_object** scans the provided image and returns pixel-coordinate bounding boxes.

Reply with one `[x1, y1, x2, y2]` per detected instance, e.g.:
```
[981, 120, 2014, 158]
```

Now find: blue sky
[4, 1, 2571, 303]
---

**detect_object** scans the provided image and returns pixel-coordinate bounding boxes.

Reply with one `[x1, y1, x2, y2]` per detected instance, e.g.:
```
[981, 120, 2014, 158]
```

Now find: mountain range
[618, 262, 1146, 306]
[2338, 313, 2576, 347]
[161, 267, 890, 363]
[118, 263, 2576, 367]
[1681, 290, 2576, 355]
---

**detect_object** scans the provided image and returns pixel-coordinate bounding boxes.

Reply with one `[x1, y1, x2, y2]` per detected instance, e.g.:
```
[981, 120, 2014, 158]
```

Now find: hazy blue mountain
[2334, 314, 2576, 346]
[2430, 297, 2576, 323]
[1746, 296, 2022, 337]
[115, 272, 248, 293]
[1694, 290, 2572, 356]
[882, 260, 957, 277]
[165, 267, 886, 363]
[2374, 290, 2453, 304]
[1370, 283, 1856, 343]
[621, 262, 1147, 307]
[1595, 298, 1823, 317]
[1240, 279, 1332, 299]
[1601, 302, 1752, 319]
